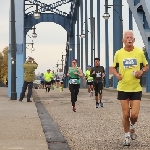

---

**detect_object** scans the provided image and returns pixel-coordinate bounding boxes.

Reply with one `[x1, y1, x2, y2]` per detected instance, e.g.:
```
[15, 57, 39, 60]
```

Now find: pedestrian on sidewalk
[90, 58, 105, 108]
[67, 59, 83, 112]
[112, 30, 149, 146]
[19, 57, 38, 102]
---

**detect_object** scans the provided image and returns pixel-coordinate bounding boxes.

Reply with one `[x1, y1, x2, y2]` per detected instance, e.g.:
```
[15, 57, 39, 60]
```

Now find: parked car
[33, 80, 41, 89]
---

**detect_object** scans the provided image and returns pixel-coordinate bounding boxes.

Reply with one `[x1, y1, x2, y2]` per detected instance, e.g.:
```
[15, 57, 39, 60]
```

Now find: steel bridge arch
[24, 13, 70, 35]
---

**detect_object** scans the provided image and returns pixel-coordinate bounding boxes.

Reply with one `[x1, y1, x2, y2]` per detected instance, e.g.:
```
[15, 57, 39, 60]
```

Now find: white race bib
[96, 73, 101, 77]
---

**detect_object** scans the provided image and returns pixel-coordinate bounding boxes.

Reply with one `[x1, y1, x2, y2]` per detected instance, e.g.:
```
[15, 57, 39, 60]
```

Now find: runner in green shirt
[67, 59, 83, 112]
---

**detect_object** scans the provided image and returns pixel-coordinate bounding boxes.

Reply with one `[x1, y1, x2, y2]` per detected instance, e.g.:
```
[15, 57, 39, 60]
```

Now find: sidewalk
[0, 87, 48, 150]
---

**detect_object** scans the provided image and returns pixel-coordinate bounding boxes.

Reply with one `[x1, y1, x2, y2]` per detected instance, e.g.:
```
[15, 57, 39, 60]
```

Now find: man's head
[47, 69, 51, 73]
[122, 30, 135, 48]
[59, 68, 62, 72]
[87, 65, 91, 70]
[94, 58, 100, 66]
[41, 73, 43, 76]
[28, 57, 33, 62]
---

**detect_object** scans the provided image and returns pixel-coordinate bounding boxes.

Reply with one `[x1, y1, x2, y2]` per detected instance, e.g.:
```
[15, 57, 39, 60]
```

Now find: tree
[0, 46, 8, 84]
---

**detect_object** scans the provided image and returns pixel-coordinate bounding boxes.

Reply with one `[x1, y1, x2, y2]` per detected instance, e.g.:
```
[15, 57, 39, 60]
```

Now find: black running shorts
[117, 91, 142, 100]
[93, 82, 103, 96]
[45, 81, 51, 85]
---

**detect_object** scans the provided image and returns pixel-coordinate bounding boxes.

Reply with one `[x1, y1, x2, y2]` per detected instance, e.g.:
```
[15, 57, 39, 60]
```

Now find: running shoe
[130, 125, 137, 140]
[99, 102, 103, 107]
[95, 103, 99, 108]
[72, 106, 76, 112]
[89, 93, 91, 97]
[123, 136, 130, 146]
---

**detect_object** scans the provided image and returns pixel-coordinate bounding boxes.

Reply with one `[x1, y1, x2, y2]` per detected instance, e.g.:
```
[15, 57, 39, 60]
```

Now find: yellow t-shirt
[113, 47, 148, 92]
[44, 72, 53, 82]
[85, 70, 93, 81]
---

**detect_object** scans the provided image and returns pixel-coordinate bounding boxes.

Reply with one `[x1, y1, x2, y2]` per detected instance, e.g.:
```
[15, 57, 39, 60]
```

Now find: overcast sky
[0, 0, 144, 74]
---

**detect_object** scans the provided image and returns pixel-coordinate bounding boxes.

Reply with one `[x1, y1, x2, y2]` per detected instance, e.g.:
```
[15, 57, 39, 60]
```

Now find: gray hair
[123, 30, 134, 38]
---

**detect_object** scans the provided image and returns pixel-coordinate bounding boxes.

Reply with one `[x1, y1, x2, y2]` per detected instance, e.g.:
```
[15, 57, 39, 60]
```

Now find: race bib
[96, 72, 101, 77]
[69, 79, 78, 84]
[123, 58, 137, 69]
[88, 80, 93, 82]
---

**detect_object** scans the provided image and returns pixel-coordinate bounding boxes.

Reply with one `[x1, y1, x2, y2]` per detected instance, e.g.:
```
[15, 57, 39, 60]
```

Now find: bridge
[8, 0, 150, 98]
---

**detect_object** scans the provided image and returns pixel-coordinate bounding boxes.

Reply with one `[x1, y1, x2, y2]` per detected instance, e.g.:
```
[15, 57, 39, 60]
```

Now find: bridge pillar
[85, 0, 88, 69]
[113, 0, 122, 89]
[8, 0, 25, 98]
[97, 0, 100, 58]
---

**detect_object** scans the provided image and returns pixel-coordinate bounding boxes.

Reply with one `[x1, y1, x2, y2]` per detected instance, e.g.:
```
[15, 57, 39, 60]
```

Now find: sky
[0, 0, 144, 74]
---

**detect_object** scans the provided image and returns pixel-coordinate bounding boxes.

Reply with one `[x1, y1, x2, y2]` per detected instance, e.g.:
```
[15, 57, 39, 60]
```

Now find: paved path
[35, 87, 150, 150]
[0, 87, 48, 150]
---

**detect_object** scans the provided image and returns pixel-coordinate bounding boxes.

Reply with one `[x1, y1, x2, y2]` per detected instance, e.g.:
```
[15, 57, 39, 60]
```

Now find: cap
[87, 65, 91, 67]
[72, 58, 77, 62]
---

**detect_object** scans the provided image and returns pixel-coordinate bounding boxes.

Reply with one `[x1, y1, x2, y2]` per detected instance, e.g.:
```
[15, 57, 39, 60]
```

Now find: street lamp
[102, 12, 110, 20]
[102, 2, 123, 88]
[34, 4, 40, 19]
[26, 40, 35, 52]
[10, 0, 17, 100]
[56, 61, 62, 72]
[32, 26, 37, 38]
[61, 52, 66, 72]
[81, 17, 96, 58]
[25, 26, 37, 38]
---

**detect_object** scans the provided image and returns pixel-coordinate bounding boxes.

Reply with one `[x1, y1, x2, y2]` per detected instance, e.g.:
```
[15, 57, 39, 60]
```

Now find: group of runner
[67, 30, 149, 147]
[19, 30, 149, 147]
[39, 68, 65, 92]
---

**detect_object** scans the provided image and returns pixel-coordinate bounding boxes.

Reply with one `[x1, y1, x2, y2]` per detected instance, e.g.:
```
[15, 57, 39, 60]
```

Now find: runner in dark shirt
[90, 58, 105, 108]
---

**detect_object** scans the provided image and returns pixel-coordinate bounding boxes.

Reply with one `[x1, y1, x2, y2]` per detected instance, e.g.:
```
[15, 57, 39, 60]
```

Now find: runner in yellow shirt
[112, 30, 149, 146]
[44, 69, 53, 93]
[84, 65, 94, 97]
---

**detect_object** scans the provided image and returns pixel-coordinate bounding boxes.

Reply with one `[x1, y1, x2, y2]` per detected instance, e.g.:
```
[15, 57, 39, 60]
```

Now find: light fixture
[32, 32, 37, 38]
[102, 12, 110, 20]
[80, 34, 85, 38]
[34, 12, 40, 19]
[31, 47, 35, 51]
[34, 5, 40, 19]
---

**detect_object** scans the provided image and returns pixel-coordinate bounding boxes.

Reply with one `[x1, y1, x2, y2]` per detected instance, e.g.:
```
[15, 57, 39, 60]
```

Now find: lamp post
[25, 26, 37, 38]
[26, 40, 35, 52]
[56, 61, 62, 72]
[61, 52, 66, 72]
[103, 3, 123, 88]
[32, 26, 37, 38]
[10, 0, 17, 100]
[34, 4, 40, 19]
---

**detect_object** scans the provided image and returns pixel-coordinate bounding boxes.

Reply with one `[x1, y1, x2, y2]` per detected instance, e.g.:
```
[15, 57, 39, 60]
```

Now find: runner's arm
[77, 67, 83, 77]
[141, 52, 149, 72]
[112, 51, 120, 77]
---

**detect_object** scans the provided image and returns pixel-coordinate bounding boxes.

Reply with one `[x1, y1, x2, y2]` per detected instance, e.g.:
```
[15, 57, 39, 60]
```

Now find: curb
[32, 90, 71, 150]
[104, 88, 150, 99]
